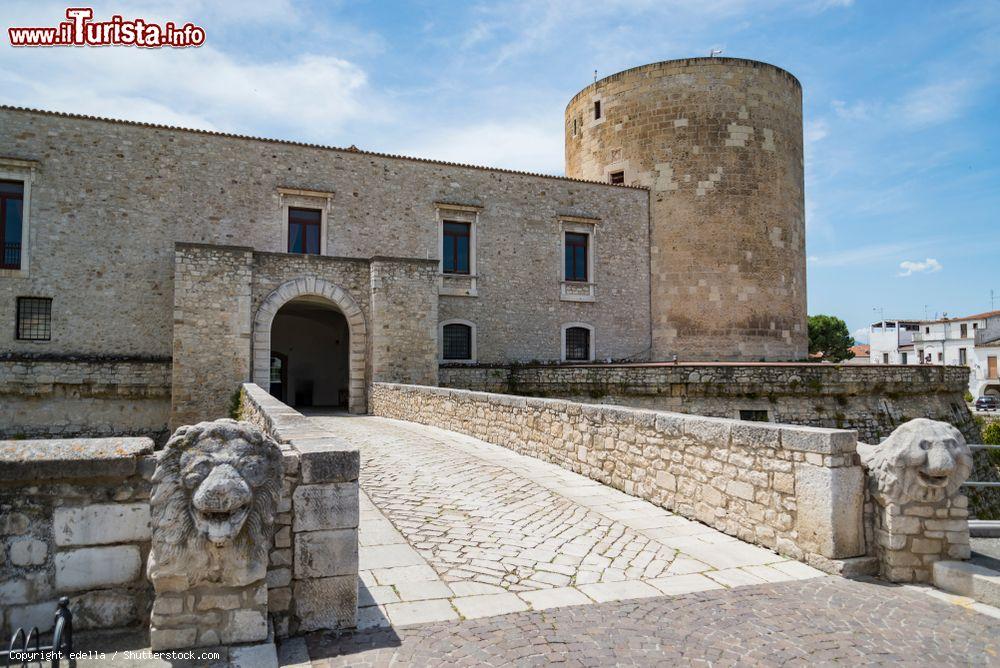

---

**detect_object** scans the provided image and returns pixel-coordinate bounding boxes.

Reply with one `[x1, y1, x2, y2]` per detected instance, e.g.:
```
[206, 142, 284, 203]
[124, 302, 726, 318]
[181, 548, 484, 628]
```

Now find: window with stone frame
[609, 171, 625, 185]
[564, 232, 589, 282]
[442, 323, 473, 360]
[565, 326, 591, 361]
[1, 180, 23, 270]
[287, 207, 322, 255]
[442, 221, 471, 275]
[16, 296, 51, 341]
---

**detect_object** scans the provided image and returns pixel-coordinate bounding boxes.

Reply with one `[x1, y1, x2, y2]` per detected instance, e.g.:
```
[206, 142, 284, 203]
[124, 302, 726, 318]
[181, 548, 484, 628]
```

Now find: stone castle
[2, 57, 804, 436]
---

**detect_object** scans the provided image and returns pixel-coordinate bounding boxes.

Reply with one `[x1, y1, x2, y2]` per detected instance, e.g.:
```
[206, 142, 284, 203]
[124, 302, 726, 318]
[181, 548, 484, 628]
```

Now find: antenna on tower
[593, 69, 598, 83]
[710, 49, 724, 57]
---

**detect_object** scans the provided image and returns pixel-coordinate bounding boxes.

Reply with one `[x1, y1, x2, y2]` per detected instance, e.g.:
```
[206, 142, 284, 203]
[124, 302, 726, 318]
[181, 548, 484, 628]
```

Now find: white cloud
[397, 119, 563, 174]
[0, 44, 382, 142]
[853, 328, 869, 344]
[898, 258, 942, 277]
[809, 241, 928, 268]
[831, 99, 872, 121]
[804, 119, 829, 145]
[897, 79, 976, 127]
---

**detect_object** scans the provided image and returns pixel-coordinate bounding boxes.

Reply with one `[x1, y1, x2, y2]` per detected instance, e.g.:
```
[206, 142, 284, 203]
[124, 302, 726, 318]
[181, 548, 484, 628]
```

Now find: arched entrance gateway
[252, 278, 367, 413]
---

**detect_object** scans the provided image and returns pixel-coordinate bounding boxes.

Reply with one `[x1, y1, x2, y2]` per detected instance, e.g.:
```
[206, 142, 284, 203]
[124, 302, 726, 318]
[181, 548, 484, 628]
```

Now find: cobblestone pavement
[291, 577, 1000, 666]
[307, 413, 825, 630]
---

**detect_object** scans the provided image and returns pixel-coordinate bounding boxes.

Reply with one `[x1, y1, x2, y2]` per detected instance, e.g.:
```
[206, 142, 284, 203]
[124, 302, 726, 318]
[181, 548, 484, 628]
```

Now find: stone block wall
[0, 354, 170, 441]
[370, 258, 438, 385]
[440, 363, 979, 443]
[0, 437, 156, 636]
[170, 244, 253, 429]
[240, 382, 359, 634]
[370, 383, 870, 573]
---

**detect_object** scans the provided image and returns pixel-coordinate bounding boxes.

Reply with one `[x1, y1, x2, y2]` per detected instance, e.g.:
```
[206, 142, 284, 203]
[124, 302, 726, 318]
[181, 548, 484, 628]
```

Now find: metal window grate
[16, 297, 51, 341]
[442, 324, 472, 360]
[565, 327, 590, 361]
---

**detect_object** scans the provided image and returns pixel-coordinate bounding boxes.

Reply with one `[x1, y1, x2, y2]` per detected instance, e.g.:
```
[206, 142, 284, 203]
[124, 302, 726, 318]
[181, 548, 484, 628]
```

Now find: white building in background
[867, 311, 1000, 399]
[869, 319, 920, 366]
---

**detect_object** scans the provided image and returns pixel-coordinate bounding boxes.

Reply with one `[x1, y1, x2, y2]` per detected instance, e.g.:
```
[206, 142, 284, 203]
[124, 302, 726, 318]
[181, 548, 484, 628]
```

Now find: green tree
[808, 314, 855, 362]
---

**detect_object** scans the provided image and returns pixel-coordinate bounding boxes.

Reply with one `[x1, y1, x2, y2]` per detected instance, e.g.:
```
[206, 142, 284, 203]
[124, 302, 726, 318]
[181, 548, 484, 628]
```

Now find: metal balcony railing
[1, 242, 20, 269]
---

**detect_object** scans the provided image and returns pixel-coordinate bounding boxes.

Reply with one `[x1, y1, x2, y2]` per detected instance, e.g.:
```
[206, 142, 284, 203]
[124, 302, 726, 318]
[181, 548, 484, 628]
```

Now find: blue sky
[3, 1, 998, 342]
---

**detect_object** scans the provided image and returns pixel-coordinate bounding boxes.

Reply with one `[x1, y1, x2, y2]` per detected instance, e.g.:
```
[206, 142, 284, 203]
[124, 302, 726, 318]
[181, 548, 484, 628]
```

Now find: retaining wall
[239, 382, 360, 634]
[0, 437, 156, 636]
[370, 382, 872, 574]
[440, 363, 978, 443]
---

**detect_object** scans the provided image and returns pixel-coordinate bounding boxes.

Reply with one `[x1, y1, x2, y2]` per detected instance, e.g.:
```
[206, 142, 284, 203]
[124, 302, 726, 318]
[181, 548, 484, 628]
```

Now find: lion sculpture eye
[237, 456, 269, 487]
[182, 459, 212, 488]
[919, 441, 930, 451]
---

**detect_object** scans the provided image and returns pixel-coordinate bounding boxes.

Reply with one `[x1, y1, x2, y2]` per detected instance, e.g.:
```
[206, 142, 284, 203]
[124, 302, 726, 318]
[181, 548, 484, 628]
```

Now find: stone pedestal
[869, 493, 970, 582]
[150, 581, 269, 650]
[858, 418, 973, 583]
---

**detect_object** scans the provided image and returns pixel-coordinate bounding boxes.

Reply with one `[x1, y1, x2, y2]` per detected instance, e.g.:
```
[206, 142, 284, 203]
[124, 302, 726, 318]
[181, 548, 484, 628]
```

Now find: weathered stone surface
[793, 464, 864, 559]
[294, 576, 358, 632]
[0, 437, 153, 481]
[55, 546, 141, 591]
[224, 609, 268, 644]
[53, 503, 151, 546]
[150, 627, 198, 651]
[295, 529, 359, 579]
[73, 590, 139, 630]
[294, 440, 360, 484]
[9, 537, 47, 566]
[293, 483, 359, 532]
[5, 600, 57, 634]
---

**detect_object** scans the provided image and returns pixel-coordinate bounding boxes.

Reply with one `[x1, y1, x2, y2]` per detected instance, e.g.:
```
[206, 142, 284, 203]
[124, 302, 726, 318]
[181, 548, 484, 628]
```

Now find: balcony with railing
[1, 242, 20, 270]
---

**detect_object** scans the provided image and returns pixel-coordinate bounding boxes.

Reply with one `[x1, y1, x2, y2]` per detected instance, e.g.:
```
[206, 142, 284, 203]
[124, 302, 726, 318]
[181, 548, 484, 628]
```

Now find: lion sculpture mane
[148, 419, 283, 588]
[857, 418, 972, 505]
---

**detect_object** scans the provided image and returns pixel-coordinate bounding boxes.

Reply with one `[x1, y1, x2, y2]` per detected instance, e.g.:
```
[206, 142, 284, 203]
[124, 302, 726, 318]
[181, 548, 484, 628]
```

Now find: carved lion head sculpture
[857, 418, 972, 505]
[147, 419, 283, 588]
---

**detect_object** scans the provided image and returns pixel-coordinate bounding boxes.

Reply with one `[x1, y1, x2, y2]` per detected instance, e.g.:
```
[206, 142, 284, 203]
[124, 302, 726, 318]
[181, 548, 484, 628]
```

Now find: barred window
[442, 323, 472, 360]
[16, 297, 51, 341]
[565, 326, 590, 361]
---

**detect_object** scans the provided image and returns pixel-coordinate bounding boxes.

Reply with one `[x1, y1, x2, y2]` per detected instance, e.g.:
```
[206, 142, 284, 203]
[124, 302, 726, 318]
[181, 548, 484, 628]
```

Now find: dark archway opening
[269, 297, 349, 409]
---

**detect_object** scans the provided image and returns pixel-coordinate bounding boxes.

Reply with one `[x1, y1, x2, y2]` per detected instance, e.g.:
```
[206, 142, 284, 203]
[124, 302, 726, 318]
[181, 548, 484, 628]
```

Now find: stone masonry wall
[0, 106, 650, 369]
[370, 258, 438, 385]
[371, 383, 870, 575]
[0, 354, 170, 441]
[171, 244, 253, 429]
[239, 382, 360, 635]
[0, 437, 156, 637]
[440, 363, 979, 444]
[565, 58, 806, 361]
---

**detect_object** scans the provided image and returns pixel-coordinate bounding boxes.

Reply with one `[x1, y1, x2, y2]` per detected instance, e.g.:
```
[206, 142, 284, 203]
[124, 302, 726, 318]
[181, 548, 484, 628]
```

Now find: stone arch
[253, 278, 367, 414]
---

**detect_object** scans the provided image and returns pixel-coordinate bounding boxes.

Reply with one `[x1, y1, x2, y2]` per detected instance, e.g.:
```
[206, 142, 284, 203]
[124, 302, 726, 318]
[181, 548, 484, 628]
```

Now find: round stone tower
[565, 58, 807, 361]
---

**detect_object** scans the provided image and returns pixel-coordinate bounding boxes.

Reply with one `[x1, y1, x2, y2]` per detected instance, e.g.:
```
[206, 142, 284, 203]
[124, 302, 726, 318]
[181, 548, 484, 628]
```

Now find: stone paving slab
[298, 577, 1000, 666]
[310, 413, 822, 629]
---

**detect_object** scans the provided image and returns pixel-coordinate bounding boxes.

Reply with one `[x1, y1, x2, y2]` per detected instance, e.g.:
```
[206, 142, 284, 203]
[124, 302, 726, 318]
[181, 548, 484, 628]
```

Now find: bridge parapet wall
[371, 382, 873, 575]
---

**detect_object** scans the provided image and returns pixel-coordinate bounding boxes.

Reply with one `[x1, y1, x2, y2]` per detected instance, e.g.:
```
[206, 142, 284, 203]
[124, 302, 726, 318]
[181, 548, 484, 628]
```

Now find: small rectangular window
[442, 221, 471, 275]
[609, 171, 624, 185]
[442, 323, 472, 360]
[1, 180, 24, 270]
[959, 348, 968, 365]
[961, 323, 968, 338]
[565, 326, 591, 361]
[739, 409, 769, 422]
[901, 352, 908, 365]
[288, 207, 322, 255]
[883, 353, 889, 364]
[564, 232, 589, 282]
[938, 352, 943, 362]
[572, 118, 577, 136]
[16, 297, 51, 341]
[594, 100, 601, 119]
[925, 327, 930, 334]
